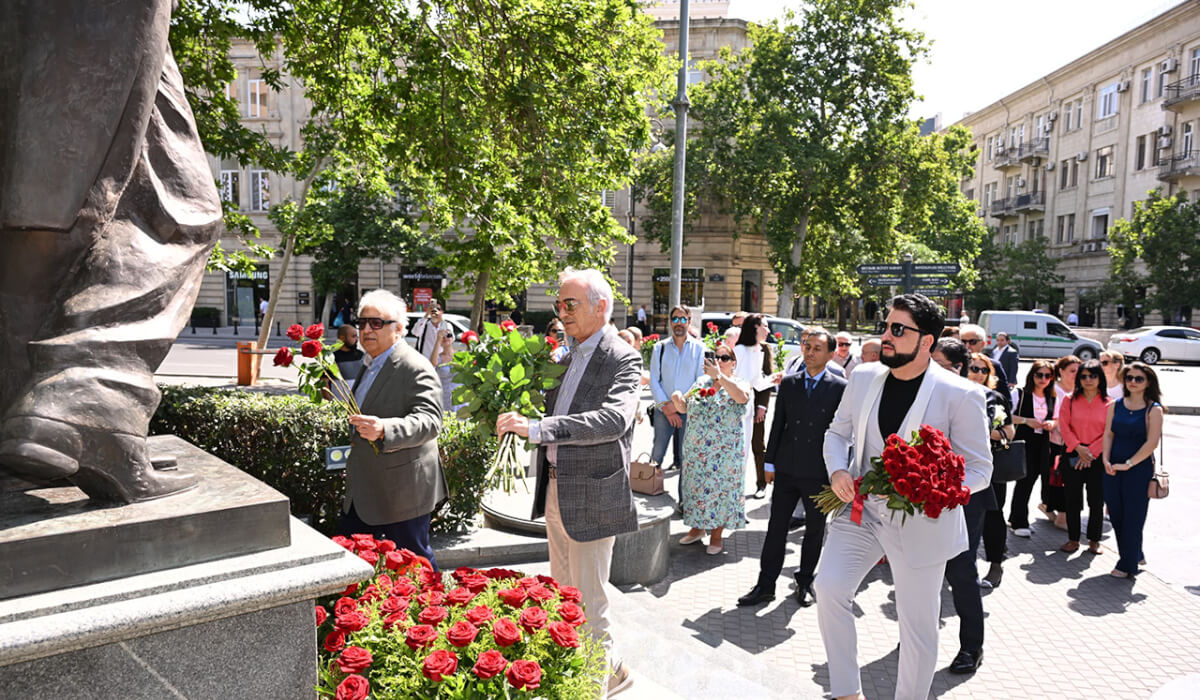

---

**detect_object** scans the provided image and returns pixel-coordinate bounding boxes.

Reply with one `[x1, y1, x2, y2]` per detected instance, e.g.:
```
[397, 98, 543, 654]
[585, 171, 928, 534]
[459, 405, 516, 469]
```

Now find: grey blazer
[531, 328, 641, 542]
[343, 341, 447, 526]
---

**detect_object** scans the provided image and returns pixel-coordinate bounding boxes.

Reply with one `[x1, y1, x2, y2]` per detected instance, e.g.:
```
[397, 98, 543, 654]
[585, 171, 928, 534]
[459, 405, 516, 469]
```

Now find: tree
[1108, 188, 1200, 323]
[964, 236, 1064, 313]
[636, 1, 986, 321]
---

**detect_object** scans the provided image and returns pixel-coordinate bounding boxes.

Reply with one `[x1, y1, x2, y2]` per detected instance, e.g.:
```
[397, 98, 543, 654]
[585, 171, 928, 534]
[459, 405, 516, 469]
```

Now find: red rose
[706, 322, 718, 333]
[534, 574, 558, 589]
[526, 585, 555, 603]
[301, 339, 323, 358]
[405, 624, 438, 650]
[272, 347, 294, 367]
[557, 585, 582, 603]
[418, 606, 449, 625]
[322, 630, 346, 653]
[351, 533, 375, 545]
[357, 550, 379, 567]
[376, 573, 394, 591]
[418, 590, 446, 606]
[546, 335, 559, 348]
[774, 332, 783, 340]
[517, 577, 539, 589]
[518, 606, 548, 634]
[506, 659, 542, 690]
[483, 567, 523, 580]
[422, 649, 458, 682]
[924, 501, 941, 518]
[451, 566, 476, 583]
[331, 535, 354, 550]
[342, 584, 358, 596]
[286, 323, 304, 341]
[461, 330, 479, 344]
[335, 611, 369, 633]
[382, 611, 407, 631]
[337, 646, 373, 674]
[557, 602, 586, 627]
[492, 618, 522, 647]
[500, 319, 517, 332]
[446, 587, 476, 606]
[547, 621, 580, 648]
[392, 579, 417, 597]
[333, 597, 358, 617]
[359, 585, 383, 604]
[354, 539, 378, 552]
[375, 539, 397, 554]
[446, 620, 479, 647]
[497, 587, 527, 607]
[384, 551, 406, 571]
[305, 323, 325, 340]
[418, 568, 443, 590]
[380, 596, 407, 615]
[462, 573, 490, 593]
[465, 605, 494, 626]
[472, 649, 509, 679]
[315, 605, 328, 627]
[335, 674, 370, 700]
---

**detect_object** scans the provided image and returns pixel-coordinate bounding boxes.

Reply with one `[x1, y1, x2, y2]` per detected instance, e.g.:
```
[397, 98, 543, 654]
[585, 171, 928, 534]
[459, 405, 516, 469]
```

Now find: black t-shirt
[333, 346, 364, 363]
[878, 370, 927, 441]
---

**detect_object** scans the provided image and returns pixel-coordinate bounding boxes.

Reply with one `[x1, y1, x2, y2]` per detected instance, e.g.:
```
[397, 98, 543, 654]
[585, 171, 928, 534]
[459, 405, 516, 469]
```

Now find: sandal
[1060, 541, 1080, 553]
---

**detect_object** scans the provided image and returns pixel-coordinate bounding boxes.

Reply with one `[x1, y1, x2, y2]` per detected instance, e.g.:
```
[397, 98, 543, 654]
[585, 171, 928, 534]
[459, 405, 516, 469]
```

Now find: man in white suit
[815, 294, 993, 700]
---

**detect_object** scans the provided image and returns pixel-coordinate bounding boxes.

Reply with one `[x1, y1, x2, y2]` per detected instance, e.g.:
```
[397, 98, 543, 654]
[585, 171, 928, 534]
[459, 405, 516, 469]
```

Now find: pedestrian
[508, 307, 524, 326]
[1067, 310, 1079, 326]
[1101, 350, 1125, 401]
[990, 332, 1019, 390]
[637, 304, 649, 335]
[859, 338, 881, 365]
[738, 328, 846, 608]
[967, 354, 1016, 590]
[1008, 360, 1058, 538]
[1102, 362, 1164, 579]
[545, 318, 568, 362]
[1058, 360, 1110, 555]
[495, 268, 639, 695]
[259, 296, 269, 320]
[329, 324, 364, 402]
[649, 306, 705, 489]
[940, 326, 960, 339]
[815, 294, 992, 700]
[627, 325, 644, 350]
[1041, 356, 1080, 530]
[959, 310, 970, 325]
[723, 325, 741, 351]
[733, 314, 779, 500]
[960, 325, 1011, 390]
[341, 290, 447, 568]
[411, 301, 450, 366]
[830, 331, 858, 374]
[672, 344, 752, 555]
[434, 327, 457, 411]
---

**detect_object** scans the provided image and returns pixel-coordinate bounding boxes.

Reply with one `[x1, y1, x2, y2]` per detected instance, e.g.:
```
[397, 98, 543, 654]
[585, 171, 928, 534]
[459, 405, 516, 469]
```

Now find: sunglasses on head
[1125, 374, 1147, 384]
[968, 365, 989, 374]
[671, 316, 689, 324]
[887, 322, 924, 338]
[356, 317, 396, 330]
[1033, 371, 1054, 379]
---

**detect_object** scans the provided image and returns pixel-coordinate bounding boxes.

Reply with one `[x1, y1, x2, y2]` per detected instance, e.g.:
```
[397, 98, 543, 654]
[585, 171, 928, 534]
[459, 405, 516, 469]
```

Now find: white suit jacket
[823, 360, 993, 567]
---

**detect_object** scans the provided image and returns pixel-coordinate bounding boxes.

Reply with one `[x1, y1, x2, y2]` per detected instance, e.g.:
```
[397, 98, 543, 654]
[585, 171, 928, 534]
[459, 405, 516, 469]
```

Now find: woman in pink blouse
[1057, 359, 1110, 554]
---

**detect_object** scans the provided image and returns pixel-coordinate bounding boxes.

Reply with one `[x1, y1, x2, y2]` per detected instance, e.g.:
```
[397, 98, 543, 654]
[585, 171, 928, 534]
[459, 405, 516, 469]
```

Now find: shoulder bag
[991, 439, 1026, 482]
[1148, 402, 1169, 499]
[629, 452, 666, 495]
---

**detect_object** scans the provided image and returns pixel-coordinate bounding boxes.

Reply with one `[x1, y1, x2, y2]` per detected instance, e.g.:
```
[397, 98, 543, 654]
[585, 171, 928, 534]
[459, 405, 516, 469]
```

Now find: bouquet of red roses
[815, 425, 971, 523]
[640, 333, 660, 366]
[317, 534, 606, 699]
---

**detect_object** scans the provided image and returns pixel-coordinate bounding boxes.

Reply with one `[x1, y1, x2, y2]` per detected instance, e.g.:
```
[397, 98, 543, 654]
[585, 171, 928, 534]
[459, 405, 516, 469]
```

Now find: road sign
[913, 288, 950, 297]
[857, 264, 904, 275]
[911, 262, 960, 275]
[867, 276, 905, 286]
[910, 275, 950, 286]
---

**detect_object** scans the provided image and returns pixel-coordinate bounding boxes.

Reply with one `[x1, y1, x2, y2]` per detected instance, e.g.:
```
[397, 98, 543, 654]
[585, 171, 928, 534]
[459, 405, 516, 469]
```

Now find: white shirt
[637, 307, 647, 322]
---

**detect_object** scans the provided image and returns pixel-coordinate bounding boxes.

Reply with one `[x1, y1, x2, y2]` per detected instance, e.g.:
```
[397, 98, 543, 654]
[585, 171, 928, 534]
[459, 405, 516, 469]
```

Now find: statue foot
[0, 416, 82, 484]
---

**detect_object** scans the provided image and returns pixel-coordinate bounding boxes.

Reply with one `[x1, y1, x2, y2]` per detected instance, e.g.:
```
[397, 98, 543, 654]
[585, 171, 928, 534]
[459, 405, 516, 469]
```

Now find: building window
[247, 79, 266, 118]
[1141, 67, 1154, 104]
[1191, 47, 1200, 84]
[1097, 84, 1119, 119]
[1157, 69, 1167, 98]
[250, 170, 270, 211]
[1056, 214, 1076, 244]
[1184, 122, 1194, 155]
[1095, 145, 1114, 179]
[1091, 211, 1109, 239]
[219, 170, 240, 206]
[1074, 100, 1083, 129]
[1136, 135, 1147, 170]
[984, 182, 997, 207]
[985, 136, 994, 161]
[600, 189, 617, 211]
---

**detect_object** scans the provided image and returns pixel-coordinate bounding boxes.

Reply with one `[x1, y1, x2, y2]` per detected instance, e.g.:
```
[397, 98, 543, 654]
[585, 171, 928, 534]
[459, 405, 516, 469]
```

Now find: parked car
[700, 312, 806, 362]
[977, 310, 1102, 360]
[1107, 325, 1200, 364]
[403, 312, 471, 352]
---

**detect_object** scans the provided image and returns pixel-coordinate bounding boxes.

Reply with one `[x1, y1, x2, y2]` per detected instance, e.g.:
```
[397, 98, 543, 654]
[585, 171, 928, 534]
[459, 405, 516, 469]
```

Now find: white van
[977, 310, 1103, 360]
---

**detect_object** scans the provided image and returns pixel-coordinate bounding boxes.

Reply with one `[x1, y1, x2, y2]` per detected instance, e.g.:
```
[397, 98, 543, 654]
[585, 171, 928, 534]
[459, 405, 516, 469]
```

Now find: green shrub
[190, 306, 221, 327]
[151, 385, 493, 535]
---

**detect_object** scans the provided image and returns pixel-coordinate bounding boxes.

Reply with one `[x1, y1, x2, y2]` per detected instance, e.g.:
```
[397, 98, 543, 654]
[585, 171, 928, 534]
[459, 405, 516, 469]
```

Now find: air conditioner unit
[1046, 162, 1056, 171]
[995, 144, 1006, 155]
[1162, 57, 1178, 73]
[1159, 136, 1173, 150]
[1048, 110, 1059, 121]
[1117, 80, 1130, 92]
[1076, 151, 1089, 161]
[1159, 124, 1173, 136]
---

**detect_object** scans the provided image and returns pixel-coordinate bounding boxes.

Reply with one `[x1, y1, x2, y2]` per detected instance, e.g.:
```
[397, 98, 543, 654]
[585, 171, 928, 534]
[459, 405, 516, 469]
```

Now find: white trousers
[544, 479, 618, 671]
[813, 497, 947, 700]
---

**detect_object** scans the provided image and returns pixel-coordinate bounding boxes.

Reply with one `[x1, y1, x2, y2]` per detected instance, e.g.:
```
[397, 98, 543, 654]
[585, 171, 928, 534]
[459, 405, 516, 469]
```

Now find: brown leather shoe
[1060, 540, 1080, 553]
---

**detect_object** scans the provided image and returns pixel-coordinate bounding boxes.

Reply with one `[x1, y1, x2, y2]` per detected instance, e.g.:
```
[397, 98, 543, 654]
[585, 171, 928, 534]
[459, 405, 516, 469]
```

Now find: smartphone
[704, 350, 716, 363]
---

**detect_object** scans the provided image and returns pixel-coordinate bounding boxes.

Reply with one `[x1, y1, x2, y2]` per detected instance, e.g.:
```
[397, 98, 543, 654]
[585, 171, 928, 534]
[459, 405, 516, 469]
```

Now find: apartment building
[956, 1, 1200, 327]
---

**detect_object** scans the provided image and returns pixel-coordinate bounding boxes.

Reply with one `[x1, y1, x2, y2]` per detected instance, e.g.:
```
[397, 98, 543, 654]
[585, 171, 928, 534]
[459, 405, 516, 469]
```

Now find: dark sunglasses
[671, 316, 689, 324]
[716, 355, 735, 363]
[1033, 371, 1054, 379]
[963, 338, 984, 346]
[554, 299, 582, 314]
[1079, 371, 1100, 379]
[1099, 360, 1111, 366]
[968, 365, 989, 374]
[356, 317, 396, 330]
[1125, 375, 1147, 384]
[837, 342, 852, 347]
[888, 322, 924, 338]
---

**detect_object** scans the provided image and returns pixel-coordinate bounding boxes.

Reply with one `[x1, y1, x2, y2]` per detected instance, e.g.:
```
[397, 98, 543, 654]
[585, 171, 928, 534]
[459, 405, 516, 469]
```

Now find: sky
[720, 0, 1191, 123]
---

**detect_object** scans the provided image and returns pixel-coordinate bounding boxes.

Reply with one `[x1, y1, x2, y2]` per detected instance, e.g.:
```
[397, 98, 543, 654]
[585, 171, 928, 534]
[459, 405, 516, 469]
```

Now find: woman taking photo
[671, 345, 751, 555]
[1009, 360, 1058, 538]
[1102, 362, 1164, 578]
[1058, 359, 1109, 555]
[733, 314, 779, 496]
[970, 354, 1016, 587]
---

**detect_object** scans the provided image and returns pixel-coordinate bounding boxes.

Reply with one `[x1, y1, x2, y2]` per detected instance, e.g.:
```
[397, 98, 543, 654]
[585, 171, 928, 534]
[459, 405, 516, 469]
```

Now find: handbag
[990, 439, 1026, 481]
[629, 452, 665, 496]
[1147, 403, 1169, 498]
[1049, 454, 1065, 487]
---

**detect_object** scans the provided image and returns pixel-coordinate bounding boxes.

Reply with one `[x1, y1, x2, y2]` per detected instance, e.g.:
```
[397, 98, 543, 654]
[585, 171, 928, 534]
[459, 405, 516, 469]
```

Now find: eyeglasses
[1033, 371, 1054, 379]
[837, 342, 852, 347]
[356, 317, 396, 330]
[963, 337, 984, 346]
[887, 322, 924, 338]
[554, 299, 582, 314]
[1125, 375, 1147, 384]
[1079, 372, 1100, 379]
[1100, 360, 1111, 366]
[968, 365, 989, 374]
[716, 355, 735, 363]
[671, 316, 689, 324]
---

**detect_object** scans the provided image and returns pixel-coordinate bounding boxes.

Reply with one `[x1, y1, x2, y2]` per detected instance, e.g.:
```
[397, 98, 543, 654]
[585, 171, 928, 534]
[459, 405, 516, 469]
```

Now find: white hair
[959, 323, 986, 339]
[836, 331, 853, 341]
[357, 289, 408, 334]
[724, 326, 741, 339]
[558, 268, 614, 322]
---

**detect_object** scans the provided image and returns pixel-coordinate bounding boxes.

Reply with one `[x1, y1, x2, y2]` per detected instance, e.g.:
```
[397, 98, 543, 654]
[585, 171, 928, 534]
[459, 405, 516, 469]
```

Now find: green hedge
[190, 306, 221, 327]
[151, 385, 493, 535]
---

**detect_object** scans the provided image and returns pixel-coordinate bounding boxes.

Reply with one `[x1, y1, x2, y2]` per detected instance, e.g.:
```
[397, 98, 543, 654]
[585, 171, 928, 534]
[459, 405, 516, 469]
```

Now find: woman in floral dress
[670, 344, 751, 555]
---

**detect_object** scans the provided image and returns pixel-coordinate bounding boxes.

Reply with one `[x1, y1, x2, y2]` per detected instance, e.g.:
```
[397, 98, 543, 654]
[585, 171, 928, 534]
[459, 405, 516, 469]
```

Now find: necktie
[806, 376, 816, 397]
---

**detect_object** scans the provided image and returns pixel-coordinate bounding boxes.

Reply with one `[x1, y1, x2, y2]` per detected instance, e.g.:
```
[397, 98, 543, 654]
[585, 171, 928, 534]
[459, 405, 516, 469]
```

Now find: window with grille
[250, 170, 270, 211]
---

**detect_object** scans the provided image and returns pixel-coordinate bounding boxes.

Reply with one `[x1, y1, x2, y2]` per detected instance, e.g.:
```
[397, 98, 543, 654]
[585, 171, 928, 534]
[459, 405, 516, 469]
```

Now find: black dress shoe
[789, 517, 806, 530]
[948, 649, 983, 674]
[736, 585, 775, 607]
[796, 584, 815, 607]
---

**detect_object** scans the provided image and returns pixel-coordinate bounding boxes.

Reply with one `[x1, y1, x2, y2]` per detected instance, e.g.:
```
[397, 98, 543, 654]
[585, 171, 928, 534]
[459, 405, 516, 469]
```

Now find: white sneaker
[1012, 527, 1032, 538]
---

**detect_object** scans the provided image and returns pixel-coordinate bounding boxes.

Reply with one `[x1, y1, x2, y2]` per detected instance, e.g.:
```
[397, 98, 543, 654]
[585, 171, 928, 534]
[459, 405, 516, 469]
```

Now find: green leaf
[508, 332, 527, 353]
[484, 322, 503, 340]
[509, 364, 526, 383]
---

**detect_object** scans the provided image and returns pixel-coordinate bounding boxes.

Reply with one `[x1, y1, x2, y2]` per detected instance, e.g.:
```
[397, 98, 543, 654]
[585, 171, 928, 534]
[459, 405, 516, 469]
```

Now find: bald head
[860, 338, 881, 363]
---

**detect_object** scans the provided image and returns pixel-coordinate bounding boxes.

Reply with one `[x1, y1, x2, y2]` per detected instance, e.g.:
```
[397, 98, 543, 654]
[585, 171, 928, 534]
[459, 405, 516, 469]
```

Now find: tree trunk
[320, 290, 336, 326]
[256, 162, 326, 350]
[470, 267, 491, 332]
[775, 213, 810, 318]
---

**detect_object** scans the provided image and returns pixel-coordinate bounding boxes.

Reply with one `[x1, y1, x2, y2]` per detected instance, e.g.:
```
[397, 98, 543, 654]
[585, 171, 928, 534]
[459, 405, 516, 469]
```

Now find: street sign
[857, 264, 904, 275]
[867, 276, 905, 286]
[910, 276, 950, 286]
[913, 288, 950, 297]
[911, 262, 960, 275]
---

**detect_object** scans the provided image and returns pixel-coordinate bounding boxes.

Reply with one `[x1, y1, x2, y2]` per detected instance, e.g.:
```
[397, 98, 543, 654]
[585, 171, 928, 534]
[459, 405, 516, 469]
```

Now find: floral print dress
[681, 375, 747, 531]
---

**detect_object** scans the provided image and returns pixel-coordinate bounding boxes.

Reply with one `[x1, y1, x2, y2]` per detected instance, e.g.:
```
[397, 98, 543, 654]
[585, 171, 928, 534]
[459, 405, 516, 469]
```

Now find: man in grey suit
[497, 268, 641, 696]
[815, 294, 992, 700]
[341, 289, 447, 568]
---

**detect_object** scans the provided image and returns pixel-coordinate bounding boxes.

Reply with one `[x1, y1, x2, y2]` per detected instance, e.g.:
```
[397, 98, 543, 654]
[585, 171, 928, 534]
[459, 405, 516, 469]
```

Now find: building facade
[955, 1, 1200, 327]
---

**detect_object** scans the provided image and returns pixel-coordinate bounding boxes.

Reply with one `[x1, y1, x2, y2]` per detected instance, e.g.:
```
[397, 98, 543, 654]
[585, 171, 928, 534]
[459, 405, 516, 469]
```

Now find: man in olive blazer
[342, 290, 447, 568]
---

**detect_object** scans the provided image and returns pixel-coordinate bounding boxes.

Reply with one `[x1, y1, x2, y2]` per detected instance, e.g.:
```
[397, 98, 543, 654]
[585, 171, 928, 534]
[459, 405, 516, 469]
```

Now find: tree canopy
[964, 235, 1064, 313]
[1107, 188, 1200, 322]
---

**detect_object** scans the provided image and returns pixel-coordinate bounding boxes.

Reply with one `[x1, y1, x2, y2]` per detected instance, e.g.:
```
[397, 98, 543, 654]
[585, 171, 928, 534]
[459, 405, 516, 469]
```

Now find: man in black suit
[738, 329, 847, 607]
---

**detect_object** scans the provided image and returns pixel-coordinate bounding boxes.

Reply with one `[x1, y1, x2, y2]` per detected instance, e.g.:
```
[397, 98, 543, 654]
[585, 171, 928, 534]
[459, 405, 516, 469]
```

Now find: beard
[880, 344, 919, 369]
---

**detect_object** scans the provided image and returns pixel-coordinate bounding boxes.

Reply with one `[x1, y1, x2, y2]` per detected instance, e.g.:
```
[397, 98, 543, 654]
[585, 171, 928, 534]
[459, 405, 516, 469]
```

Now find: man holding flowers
[496, 268, 641, 695]
[815, 294, 992, 700]
[339, 289, 447, 569]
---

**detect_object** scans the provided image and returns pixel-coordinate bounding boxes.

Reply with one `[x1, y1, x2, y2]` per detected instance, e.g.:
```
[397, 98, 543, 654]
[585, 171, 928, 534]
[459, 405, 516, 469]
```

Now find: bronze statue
[0, 0, 222, 502]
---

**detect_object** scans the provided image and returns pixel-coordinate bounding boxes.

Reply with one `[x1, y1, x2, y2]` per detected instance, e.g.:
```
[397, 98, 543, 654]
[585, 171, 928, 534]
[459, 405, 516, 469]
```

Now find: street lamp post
[668, 0, 690, 310]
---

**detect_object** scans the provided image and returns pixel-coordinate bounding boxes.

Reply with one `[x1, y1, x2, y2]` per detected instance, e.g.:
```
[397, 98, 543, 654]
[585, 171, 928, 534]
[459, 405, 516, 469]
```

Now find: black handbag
[991, 439, 1026, 482]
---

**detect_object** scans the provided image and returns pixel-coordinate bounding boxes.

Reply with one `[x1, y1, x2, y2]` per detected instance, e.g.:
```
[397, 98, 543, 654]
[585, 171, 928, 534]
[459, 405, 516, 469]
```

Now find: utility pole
[668, 0, 690, 310]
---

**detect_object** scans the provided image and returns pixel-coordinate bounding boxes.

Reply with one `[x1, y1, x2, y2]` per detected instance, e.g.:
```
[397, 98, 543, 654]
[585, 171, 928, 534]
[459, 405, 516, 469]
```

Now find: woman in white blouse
[731, 315, 780, 483]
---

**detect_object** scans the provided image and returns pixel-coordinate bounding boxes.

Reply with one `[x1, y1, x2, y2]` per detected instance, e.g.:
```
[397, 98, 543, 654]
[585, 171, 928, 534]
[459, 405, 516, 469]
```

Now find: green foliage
[151, 386, 492, 535]
[1107, 189, 1200, 320]
[190, 306, 221, 327]
[965, 236, 1064, 312]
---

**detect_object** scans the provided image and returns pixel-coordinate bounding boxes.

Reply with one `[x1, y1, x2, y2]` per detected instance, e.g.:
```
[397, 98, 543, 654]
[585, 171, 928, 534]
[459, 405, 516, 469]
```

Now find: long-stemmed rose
[450, 321, 566, 493]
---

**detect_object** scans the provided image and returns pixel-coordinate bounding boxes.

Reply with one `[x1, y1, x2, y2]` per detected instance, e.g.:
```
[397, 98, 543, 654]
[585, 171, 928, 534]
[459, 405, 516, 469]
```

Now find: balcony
[1078, 238, 1108, 255]
[1158, 150, 1200, 181]
[1012, 190, 1046, 213]
[992, 146, 1020, 169]
[988, 197, 1015, 218]
[1163, 74, 1200, 111]
[1017, 137, 1050, 163]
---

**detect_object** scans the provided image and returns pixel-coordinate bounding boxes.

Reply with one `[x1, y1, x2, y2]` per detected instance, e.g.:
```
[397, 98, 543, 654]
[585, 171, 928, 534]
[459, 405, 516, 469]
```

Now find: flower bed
[318, 535, 606, 699]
